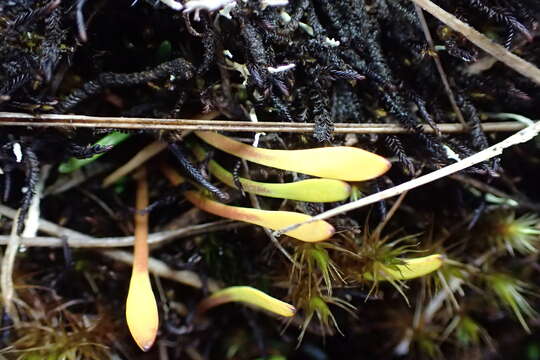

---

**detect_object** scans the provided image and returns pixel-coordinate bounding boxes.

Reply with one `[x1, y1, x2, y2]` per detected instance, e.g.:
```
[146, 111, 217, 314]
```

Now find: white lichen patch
[267, 63, 295, 74]
[158, 0, 184, 10]
[260, 0, 288, 9]
[12, 143, 22, 163]
[184, 0, 235, 20]
[324, 37, 340, 47]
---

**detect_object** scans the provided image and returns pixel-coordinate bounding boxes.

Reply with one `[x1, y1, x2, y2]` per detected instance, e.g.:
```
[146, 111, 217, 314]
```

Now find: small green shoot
[297, 295, 355, 342]
[486, 273, 537, 332]
[455, 316, 482, 347]
[59, 132, 131, 173]
[483, 211, 540, 255]
[292, 243, 343, 296]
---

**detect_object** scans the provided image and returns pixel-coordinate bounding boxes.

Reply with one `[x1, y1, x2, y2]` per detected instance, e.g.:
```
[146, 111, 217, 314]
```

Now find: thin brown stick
[0, 112, 527, 133]
[0, 221, 244, 248]
[414, 4, 466, 127]
[274, 121, 540, 236]
[133, 167, 150, 272]
[409, 0, 540, 84]
[102, 141, 167, 188]
[102, 111, 219, 187]
[0, 204, 242, 247]
[103, 250, 220, 292]
[0, 204, 226, 289]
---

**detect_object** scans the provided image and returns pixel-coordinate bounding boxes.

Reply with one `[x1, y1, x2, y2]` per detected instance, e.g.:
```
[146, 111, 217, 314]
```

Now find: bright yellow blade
[185, 191, 334, 242]
[199, 286, 295, 317]
[126, 270, 159, 352]
[192, 144, 350, 202]
[195, 131, 391, 181]
[365, 254, 444, 281]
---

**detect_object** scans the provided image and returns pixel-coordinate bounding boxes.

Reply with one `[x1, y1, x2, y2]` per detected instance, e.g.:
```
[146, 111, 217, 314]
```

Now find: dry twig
[274, 121, 540, 236]
[0, 204, 226, 290]
[409, 0, 540, 84]
[0, 112, 527, 133]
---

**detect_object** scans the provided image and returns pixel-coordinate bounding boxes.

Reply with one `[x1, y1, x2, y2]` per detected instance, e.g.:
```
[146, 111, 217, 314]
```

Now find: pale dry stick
[0, 112, 527, 133]
[273, 121, 540, 237]
[0, 205, 241, 247]
[44, 162, 113, 196]
[0, 203, 99, 240]
[102, 111, 219, 187]
[450, 174, 540, 211]
[394, 276, 464, 355]
[410, 0, 540, 84]
[0, 204, 223, 289]
[0, 224, 244, 248]
[414, 4, 466, 127]
[102, 141, 167, 187]
[104, 250, 220, 292]
[0, 165, 49, 325]
[22, 165, 50, 237]
[0, 211, 21, 325]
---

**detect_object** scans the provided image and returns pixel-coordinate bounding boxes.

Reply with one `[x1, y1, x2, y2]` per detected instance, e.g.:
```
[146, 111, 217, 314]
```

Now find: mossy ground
[1, 0, 540, 359]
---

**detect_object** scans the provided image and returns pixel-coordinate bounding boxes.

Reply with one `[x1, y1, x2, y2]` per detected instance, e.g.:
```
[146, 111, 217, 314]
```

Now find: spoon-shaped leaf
[126, 167, 158, 352]
[185, 191, 334, 242]
[198, 286, 295, 317]
[195, 131, 391, 181]
[126, 270, 159, 351]
[192, 145, 350, 202]
[364, 254, 444, 281]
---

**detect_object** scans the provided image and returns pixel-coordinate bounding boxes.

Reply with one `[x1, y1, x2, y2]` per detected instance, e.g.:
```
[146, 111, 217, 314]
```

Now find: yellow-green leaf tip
[195, 131, 391, 181]
[192, 144, 351, 202]
[366, 254, 444, 281]
[200, 286, 295, 317]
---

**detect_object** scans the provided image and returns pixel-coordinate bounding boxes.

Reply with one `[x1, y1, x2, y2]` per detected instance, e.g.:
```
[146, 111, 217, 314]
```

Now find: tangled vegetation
[0, 0, 540, 358]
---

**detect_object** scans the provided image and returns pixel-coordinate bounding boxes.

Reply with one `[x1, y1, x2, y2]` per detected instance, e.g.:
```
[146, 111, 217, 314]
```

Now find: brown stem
[133, 167, 149, 272]
[0, 112, 528, 133]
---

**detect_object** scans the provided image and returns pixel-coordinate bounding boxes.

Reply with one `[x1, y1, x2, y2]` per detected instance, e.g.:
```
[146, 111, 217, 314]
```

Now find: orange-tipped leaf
[185, 191, 334, 242]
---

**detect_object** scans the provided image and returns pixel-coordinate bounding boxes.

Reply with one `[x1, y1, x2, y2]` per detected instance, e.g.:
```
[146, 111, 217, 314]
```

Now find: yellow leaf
[185, 191, 334, 242]
[199, 286, 295, 317]
[191, 145, 350, 202]
[195, 131, 391, 181]
[126, 269, 159, 351]
[365, 254, 444, 281]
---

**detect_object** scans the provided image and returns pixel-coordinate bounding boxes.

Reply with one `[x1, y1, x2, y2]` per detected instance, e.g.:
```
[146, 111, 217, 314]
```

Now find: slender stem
[133, 167, 150, 272]
[102, 141, 167, 188]
[0, 112, 527, 133]
[274, 121, 540, 236]
[414, 4, 466, 127]
[409, 0, 540, 84]
[0, 203, 224, 289]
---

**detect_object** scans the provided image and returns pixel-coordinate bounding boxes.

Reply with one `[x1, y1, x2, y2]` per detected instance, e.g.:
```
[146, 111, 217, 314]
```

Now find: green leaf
[58, 132, 131, 173]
